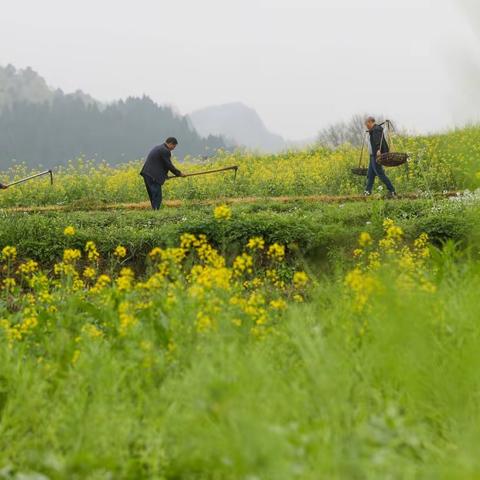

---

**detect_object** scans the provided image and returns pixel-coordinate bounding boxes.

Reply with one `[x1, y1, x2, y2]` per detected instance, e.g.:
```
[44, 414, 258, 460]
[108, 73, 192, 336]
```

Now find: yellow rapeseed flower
[383, 218, 403, 242]
[268, 243, 285, 262]
[90, 274, 111, 293]
[180, 233, 198, 250]
[17, 260, 38, 275]
[119, 301, 137, 335]
[246, 237, 265, 251]
[3, 278, 16, 290]
[196, 311, 214, 332]
[213, 204, 232, 221]
[85, 241, 100, 262]
[82, 323, 104, 339]
[114, 245, 127, 259]
[116, 267, 135, 291]
[270, 298, 287, 310]
[233, 253, 254, 276]
[83, 266, 96, 280]
[63, 249, 82, 263]
[293, 271, 309, 289]
[359, 232, 373, 248]
[1, 246, 17, 261]
[63, 226, 76, 237]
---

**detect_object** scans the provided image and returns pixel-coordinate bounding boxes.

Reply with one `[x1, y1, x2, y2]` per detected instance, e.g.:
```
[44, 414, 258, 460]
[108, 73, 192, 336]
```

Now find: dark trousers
[143, 175, 163, 210]
[365, 155, 395, 193]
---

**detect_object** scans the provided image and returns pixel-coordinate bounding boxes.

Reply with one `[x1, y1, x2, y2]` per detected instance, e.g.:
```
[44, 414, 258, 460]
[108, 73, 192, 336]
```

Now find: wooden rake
[5, 170, 54, 188]
[167, 166, 239, 181]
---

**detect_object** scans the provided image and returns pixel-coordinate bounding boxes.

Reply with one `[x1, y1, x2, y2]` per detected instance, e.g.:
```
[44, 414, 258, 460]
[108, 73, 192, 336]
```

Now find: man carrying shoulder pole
[140, 137, 185, 210]
[364, 117, 396, 198]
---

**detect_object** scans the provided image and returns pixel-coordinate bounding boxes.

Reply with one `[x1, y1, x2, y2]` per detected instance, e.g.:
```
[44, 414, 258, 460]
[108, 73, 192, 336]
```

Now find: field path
[1, 191, 461, 213]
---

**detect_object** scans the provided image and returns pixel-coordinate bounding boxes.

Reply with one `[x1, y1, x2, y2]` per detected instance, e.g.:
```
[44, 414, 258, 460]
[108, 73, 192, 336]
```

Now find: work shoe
[387, 191, 397, 199]
[364, 191, 371, 197]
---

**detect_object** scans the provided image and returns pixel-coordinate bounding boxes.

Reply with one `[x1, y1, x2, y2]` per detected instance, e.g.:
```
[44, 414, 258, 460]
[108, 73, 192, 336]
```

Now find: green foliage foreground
[1, 214, 480, 479]
[1, 198, 478, 269]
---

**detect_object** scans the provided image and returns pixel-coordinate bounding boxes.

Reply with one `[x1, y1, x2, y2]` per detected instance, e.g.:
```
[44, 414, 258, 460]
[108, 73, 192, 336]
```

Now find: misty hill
[189, 102, 286, 153]
[0, 64, 97, 111]
[0, 65, 225, 168]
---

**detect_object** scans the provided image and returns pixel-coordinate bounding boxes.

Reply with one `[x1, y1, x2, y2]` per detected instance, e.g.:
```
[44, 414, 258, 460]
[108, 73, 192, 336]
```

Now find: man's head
[165, 137, 178, 151]
[365, 116, 376, 131]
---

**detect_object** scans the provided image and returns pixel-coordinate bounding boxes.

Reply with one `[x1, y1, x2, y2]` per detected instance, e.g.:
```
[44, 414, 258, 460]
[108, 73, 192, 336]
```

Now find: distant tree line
[0, 95, 226, 168]
[316, 114, 387, 148]
[0, 65, 226, 168]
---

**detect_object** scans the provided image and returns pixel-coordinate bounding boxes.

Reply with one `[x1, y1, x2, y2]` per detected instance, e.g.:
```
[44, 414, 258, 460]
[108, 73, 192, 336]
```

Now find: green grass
[1, 126, 480, 479]
[1, 125, 480, 209]
[1, 240, 480, 478]
[0, 198, 478, 271]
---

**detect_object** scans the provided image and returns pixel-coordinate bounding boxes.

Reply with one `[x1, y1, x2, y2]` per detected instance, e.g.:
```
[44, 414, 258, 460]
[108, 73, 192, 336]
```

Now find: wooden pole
[167, 166, 238, 180]
[6, 170, 53, 188]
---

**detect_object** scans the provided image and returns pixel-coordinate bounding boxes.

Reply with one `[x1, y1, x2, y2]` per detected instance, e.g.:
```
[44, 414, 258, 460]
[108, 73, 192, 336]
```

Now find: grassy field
[1, 126, 480, 209]
[1, 127, 480, 479]
[0, 197, 478, 268]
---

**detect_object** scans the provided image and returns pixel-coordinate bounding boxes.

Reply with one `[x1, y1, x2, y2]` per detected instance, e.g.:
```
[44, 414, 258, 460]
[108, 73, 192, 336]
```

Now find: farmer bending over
[364, 117, 396, 198]
[140, 137, 185, 210]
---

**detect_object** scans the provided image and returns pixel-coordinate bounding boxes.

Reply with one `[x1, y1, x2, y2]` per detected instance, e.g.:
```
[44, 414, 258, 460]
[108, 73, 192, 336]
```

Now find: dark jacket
[140, 144, 182, 185]
[369, 124, 389, 156]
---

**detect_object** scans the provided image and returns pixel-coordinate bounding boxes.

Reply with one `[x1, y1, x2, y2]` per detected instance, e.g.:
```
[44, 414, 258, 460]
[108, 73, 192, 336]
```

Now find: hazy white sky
[1, 0, 478, 139]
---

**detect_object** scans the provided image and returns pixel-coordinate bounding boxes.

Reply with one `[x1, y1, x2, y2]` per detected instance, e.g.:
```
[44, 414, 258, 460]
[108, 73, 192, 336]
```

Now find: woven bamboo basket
[351, 167, 368, 176]
[377, 152, 409, 167]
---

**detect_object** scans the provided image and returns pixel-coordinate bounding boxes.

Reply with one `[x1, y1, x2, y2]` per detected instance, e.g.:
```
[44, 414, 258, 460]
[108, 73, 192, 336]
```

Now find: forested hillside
[0, 65, 225, 167]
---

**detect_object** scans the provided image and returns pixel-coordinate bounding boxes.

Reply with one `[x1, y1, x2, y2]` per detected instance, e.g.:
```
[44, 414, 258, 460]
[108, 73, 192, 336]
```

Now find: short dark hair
[165, 137, 178, 145]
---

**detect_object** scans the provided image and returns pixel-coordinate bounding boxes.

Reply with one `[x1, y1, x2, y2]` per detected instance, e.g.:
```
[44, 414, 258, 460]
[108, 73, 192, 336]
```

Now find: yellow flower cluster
[119, 301, 137, 336]
[17, 260, 38, 275]
[82, 323, 104, 339]
[345, 219, 436, 314]
[83, 266, 97, 280]
[293, 271, 309, 290]
[63, 226, 76, 237]
[1, 209, 312, 350]
[233, 253, 254, 277]
[114, 245, 127, 259]
[1, 246, 17, 261]
[247, 237, 265, 251]
[266, 269, 286, 290]
[213, 204, 232, 221]
[268, 243, 285, 262]
[344, 267, 378, 312]
[149, 247, 186, 265]
[358, 232, 373, 248]
[63, 249, 82, 264]
[196, 311, 214, 333]
[85, 241, 100, 263]
[0, 307, 39, 348]
[3, 277, 16, 290]
[54, 262, 79, 277]
[116, 267, 135, 292]
[90, 274, 111, 294]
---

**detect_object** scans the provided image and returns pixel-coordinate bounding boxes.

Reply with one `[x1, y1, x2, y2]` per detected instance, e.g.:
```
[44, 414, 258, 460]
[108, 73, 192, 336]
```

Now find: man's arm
[371, 127, 385, 157]
[162, 151, 183, 177]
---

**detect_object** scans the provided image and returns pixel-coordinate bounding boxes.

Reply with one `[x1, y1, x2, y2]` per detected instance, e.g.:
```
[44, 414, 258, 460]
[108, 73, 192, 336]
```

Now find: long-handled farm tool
[167, 166, 239, 181]
[4, 170, 54, 189]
